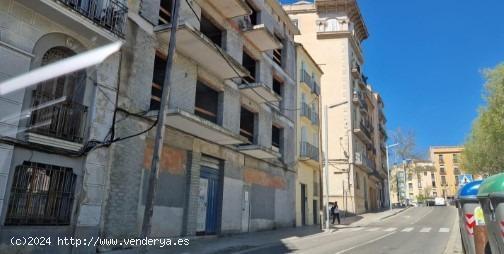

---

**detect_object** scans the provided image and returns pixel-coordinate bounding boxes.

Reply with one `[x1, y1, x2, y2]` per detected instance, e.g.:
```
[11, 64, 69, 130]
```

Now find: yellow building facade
[295, 44, 323, 226]
[430, 146, 465, 199]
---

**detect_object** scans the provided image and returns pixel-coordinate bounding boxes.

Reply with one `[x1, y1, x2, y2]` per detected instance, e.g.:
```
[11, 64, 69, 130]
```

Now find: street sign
[459, 174, 474, 186]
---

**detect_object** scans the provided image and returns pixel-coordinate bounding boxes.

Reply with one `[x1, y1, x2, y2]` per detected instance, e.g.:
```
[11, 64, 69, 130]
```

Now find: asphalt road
[242, 206, 458, 254]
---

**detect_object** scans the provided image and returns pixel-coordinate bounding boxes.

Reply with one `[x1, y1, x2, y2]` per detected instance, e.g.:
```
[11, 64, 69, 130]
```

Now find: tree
[463, 64, 504, 175]
[391, 128, 417, 162]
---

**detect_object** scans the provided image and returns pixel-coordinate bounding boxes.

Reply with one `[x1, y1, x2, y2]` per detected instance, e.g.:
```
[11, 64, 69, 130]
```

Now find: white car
[434, 197, 446, 206]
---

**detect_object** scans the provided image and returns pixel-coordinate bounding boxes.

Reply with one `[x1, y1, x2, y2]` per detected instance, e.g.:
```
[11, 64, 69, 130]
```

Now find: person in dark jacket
[330, 202, 340, 224]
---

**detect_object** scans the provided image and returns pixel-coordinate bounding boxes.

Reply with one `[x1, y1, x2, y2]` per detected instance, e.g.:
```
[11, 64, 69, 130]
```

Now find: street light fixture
[385, 143, 398, 210]
[323, 101, 348, 230]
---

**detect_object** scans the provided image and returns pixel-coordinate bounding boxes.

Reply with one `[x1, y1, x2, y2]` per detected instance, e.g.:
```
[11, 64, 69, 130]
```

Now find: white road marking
[439, 227, 450, 233]
[401, 227, 414, 232]
[335, 231, 396, 254]
[365, 227, 380, 232]
[420, 227, 432, 233]
[384, 227, 397, 232]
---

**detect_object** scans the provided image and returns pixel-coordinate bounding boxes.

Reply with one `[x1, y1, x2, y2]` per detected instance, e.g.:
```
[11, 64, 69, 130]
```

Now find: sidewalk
[123, 208, 408, 254]
[329, 208, 408, 229]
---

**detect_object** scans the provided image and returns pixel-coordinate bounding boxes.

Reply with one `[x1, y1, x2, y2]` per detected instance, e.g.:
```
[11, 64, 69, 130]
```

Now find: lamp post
[323, 101, 348, 230]
[385, 143, 398, 210]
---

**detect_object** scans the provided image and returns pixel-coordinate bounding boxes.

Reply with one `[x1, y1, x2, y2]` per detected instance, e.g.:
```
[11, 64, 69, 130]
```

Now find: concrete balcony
[165, 108, 247, 145]
[351, 64, 361, 79]
[353, 121, 373, 145]
[18, 0, 127, 41]
[198, 0, 252, 18]
[155, 23, 249, 80]
[242, 24, 282, 51]
[238, 82, 280, 104]
[238, 144, 280, 159]
[300, 141, 319, 166]
[354, 152, 375, 174]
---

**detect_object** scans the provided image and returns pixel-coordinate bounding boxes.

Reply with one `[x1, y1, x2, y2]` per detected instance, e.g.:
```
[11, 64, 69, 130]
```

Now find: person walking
[331, 202, 340, 224]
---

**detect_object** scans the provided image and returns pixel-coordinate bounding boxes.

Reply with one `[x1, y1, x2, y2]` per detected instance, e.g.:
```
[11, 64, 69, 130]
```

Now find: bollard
[477, 173, 504, 254]
[458, 180, 483, 254]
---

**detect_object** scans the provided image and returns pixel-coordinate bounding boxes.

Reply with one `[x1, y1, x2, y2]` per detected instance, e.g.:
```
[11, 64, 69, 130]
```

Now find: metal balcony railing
[300, 141, 319, 161]
[57, 0, 128, 37]
[359, 120, 372, 140]
[311, 110, 319, 125]
[29, 92, 88, 143]
[301, 102, 311, 119]
[362, 153, 376, 172]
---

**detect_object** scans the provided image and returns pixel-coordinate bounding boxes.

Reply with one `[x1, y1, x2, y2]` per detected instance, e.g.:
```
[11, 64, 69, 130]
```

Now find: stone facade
[0, 0, 301, 253]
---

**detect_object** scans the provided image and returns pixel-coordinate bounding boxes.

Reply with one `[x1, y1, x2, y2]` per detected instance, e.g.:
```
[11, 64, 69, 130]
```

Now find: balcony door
[29, 47, 87, 143]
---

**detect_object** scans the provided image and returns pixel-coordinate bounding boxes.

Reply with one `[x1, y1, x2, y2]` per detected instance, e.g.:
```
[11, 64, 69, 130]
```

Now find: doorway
[196, 166, 221, 235]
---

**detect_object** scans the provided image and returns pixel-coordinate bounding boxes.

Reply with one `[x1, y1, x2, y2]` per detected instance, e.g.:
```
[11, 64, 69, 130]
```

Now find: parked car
[434, 197, 446, 206]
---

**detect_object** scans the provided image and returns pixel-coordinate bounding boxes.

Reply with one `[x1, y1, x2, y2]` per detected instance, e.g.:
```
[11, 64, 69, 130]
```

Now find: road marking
[420, 227, 432, 233]
[365, 227, 379, 231]
[384, 227, 397, 232]
[410, 207, 434, 225]
[335, 231, 396, 254]
[401, 227, 414, 232]
[439, 228, 450, 233]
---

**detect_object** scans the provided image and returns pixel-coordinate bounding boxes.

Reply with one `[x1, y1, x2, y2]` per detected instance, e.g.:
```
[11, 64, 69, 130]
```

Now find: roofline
[266, 0, 301, 35]
[295, 43, 324, 74]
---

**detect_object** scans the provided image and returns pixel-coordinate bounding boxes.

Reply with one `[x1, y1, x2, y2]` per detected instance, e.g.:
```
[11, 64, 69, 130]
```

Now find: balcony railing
[57, 0, 128, 37]
[301, 102, 311, 119]
[300, 141, 319, 161]
[313, 81, 320, 95]
[360, 120, 373, 140]
[311, 111, 319, 125]
[29, 92, 88, 143]
[300, 69, 313, 88]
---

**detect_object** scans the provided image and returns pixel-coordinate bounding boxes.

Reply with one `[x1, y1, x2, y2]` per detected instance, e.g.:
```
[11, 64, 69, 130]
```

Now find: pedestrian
[331, 202, 340, 224]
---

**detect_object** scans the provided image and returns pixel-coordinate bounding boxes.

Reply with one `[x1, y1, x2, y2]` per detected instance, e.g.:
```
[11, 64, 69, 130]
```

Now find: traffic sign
[459, 174, 474, 186]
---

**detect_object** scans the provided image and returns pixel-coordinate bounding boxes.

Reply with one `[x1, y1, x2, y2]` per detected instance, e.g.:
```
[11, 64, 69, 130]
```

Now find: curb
[379, 207, 410, 221]
[443, 210, 463, 254]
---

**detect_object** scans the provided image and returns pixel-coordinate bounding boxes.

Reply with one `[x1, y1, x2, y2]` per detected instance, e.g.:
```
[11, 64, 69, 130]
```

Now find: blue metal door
[200, 166, 220, 234]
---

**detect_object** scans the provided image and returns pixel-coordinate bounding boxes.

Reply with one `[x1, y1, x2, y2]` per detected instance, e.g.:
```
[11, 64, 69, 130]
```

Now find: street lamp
[385, 143, 398, 210]
[323, 101, 348, 230]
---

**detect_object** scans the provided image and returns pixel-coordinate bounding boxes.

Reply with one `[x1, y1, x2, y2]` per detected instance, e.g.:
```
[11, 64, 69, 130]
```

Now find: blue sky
[281, 0, 504, 155]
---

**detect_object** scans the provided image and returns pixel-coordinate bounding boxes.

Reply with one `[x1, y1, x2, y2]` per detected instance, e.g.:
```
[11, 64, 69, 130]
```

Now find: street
[242, 207, 458, 254]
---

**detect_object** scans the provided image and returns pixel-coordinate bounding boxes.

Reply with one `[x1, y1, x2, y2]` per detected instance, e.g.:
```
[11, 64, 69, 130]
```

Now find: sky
[281, 0, 504, 155]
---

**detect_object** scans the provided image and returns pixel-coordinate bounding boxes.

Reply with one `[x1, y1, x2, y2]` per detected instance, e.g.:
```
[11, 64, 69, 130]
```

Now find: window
[6, 162, 77, 225]
[418, 179, 422, 188]
[292, 19, 298, 28]
[408, 183, 413, 189]
[355, 172, 360, 189]
[272, 34, 283, 66]
[453, 154, 459, 164]
[201, 14, 223, 47]
[195, 81, 220, 123]
[242, 50, 257, 83]
[440, 167, 446, 175]
[246, 0, 259, 26]
[441, 176, 447, 186]
[150, 53, 167, 110]
[158, 0, 173, 25]
[424, 171, 427, 176]
[30, 47, 87, 143]
[438, 154, 444, 164]
[272, 125, 282, 154]
[326, 18, 340, 32]
[454, 167, 461, 175]
[455, 176, 459, 186]
[301, 126, 307, 142]
[240, 107, 256, 143]
[433, 192, 437, 197]
[273, 77, 283, 97]
[432, 181, 436, 188]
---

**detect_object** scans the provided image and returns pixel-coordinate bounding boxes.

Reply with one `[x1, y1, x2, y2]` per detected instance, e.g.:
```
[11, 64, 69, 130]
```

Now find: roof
[266, 0, 300, 35]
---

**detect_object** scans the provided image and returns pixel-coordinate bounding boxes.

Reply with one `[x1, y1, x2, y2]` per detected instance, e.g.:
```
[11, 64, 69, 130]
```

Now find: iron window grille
[5, 162, 77, 225]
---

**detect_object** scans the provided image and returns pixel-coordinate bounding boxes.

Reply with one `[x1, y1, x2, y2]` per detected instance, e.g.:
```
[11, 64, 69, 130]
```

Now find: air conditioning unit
[354, 152, 362, 165]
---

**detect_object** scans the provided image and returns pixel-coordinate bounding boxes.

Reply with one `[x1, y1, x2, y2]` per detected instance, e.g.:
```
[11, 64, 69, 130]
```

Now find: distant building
[390, 160, 436, 204]
[430, 146, 466, 199]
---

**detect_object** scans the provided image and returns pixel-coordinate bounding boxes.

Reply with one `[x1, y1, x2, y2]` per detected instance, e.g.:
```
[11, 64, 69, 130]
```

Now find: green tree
[463, 64, 504, 175]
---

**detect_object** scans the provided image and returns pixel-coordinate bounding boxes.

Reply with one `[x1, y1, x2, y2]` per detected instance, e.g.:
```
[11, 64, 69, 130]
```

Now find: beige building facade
[430, 146, 465, 199]
[284, 0, 388, 215]
[295, 44, 323, 226]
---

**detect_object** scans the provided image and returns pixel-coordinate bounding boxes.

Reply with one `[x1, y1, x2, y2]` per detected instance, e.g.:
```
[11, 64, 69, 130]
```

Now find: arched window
[327, 18, 340, 32]
[29, 47, 88, 143]
[35, 47, 86, 103]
